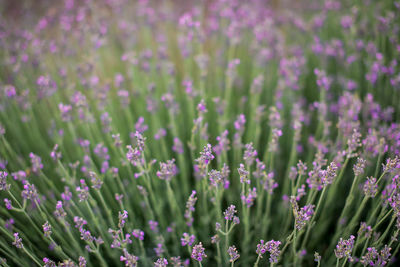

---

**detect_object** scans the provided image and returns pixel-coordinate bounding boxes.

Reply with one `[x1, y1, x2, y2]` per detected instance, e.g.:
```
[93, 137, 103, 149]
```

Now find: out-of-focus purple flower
[213, 130, 230, 155]
[79, 256, 86, 267]
[21, 182, 39, 202]
[154, 258, 168, 267]
[43, 258, 56, 267]
[132, 229, 144, 241]
[184, 191, 197, 227]
[118, 210, 128, 229]
[224, 205, 237, 221]
[382, 157, 399, 173]
[241, 187, 257, 207]
[50, 144, 62, 161]
[43, 221, 52, 238]
[149, 220, 159, 233]
[157, 159, 178, 182]
[0, 171, 10, 191]
[358, 222, 372, 239]
[290, 197, 315, 230]
[191, 242, 207, 262]
[89, 171, 103, 190]
[243, 143, 257, 166]
[12, 232, 23, 248]
[181, 233, 195, 247]
[154, 243, 164, 257]
[346, 129, 362, 158]
[256, 239, 281, 263]
[3, 85, 16, 98]
[353, 157, 366, 176]
[227, 245, 240, 262]
[4, 198, 12, 210]
[120, 248, 138, 267]
[238, 164, 249, 184]
[135, 117, 148, 134]
[263, 172, 278, 195]
[172, 137, 184, 154]
[54, 201, 67, 220]
[363, 177, 378, 197]
[59, 103, 73, 122]
[335, 235, 355, 260]
[76, 179, 89, 202]
[29, 152, 43, 174]
[341, 15, 353, 29]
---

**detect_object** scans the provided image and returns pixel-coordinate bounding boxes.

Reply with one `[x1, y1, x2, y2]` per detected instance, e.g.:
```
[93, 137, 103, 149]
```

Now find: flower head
[191, 242, 207, 262]
[335, 235, 355, 260]
[227, 245, 240, 262]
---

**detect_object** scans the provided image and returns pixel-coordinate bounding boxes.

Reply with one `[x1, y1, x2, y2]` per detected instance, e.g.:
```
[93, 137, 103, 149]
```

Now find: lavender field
[1, 0, 400, 266]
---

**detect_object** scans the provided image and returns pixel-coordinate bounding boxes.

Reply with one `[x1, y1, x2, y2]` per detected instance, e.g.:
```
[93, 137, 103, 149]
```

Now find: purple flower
[43, 258, 56, 267]
[181, 233, 195, 247]
[268, 128, 283, 153]
[256, 239, 281, 263]
[135, 117, 148, 134]
[263, 172, 278, 195]
[29, 152, 43, 173]
[199, 144, 214, 164]
[118, 210, 128, 229]
[157, 159, 178, 182]
[335, 235, 355, 260]
[12, 232, 23, 249]
[3, 85, 16, 98]
[321, 162, 338, 186]
[172, 137, 184, 154]
[89, 172, 103, 190]
[234, 114, 246, 132]
[126, 132, 146, 165]
[224, 205, 237, 221]
[382, 156, 399, 173]
[184, 191, 197, 227]
[120, 248, 138, 267]
[358, 222, 372, 239]
[363, 177, 378, 197]
[238, 164, 249, 184]
[4, 218, 14, 231]
[243, 143, 257, 166]
[79, 256, 86, 267]
[346, 129, 362, 158]
[0, 171, 10, 191]
[54, 201, 67, 219]
[4, 198, 12, 210]
[213, 130, 230, 155]
[61, 187, 72, 203]
[76, 179, 89, 202]
[191, 242, 207, 262]
[50, 144, 62, 161]
[43, 221, 52, 238]
[241, 187, 257, 208]
[227, 245, 240, 262]
[290, 197, 315, 230]
[132, 229, 144, 241]
[353, 157, 366, 176]
[154, 243, 164, 257]
[59, 103, 72, 122]
[208, 169, 222, 188]
[154, 258, 168, 267]
[149, 220, 159, 233]
[21, 182, 39, 202]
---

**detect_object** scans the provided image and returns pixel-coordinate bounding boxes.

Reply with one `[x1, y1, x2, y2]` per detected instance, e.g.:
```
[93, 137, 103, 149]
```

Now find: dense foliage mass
[1, 0, 400, 266]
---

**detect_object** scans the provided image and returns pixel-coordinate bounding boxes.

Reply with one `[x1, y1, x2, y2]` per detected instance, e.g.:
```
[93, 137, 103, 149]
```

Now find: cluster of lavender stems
[1, 0, 400, 266]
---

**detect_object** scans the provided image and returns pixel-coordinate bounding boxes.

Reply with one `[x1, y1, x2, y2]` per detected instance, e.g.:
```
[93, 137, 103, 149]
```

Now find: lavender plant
[1, 0, 400, 266]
